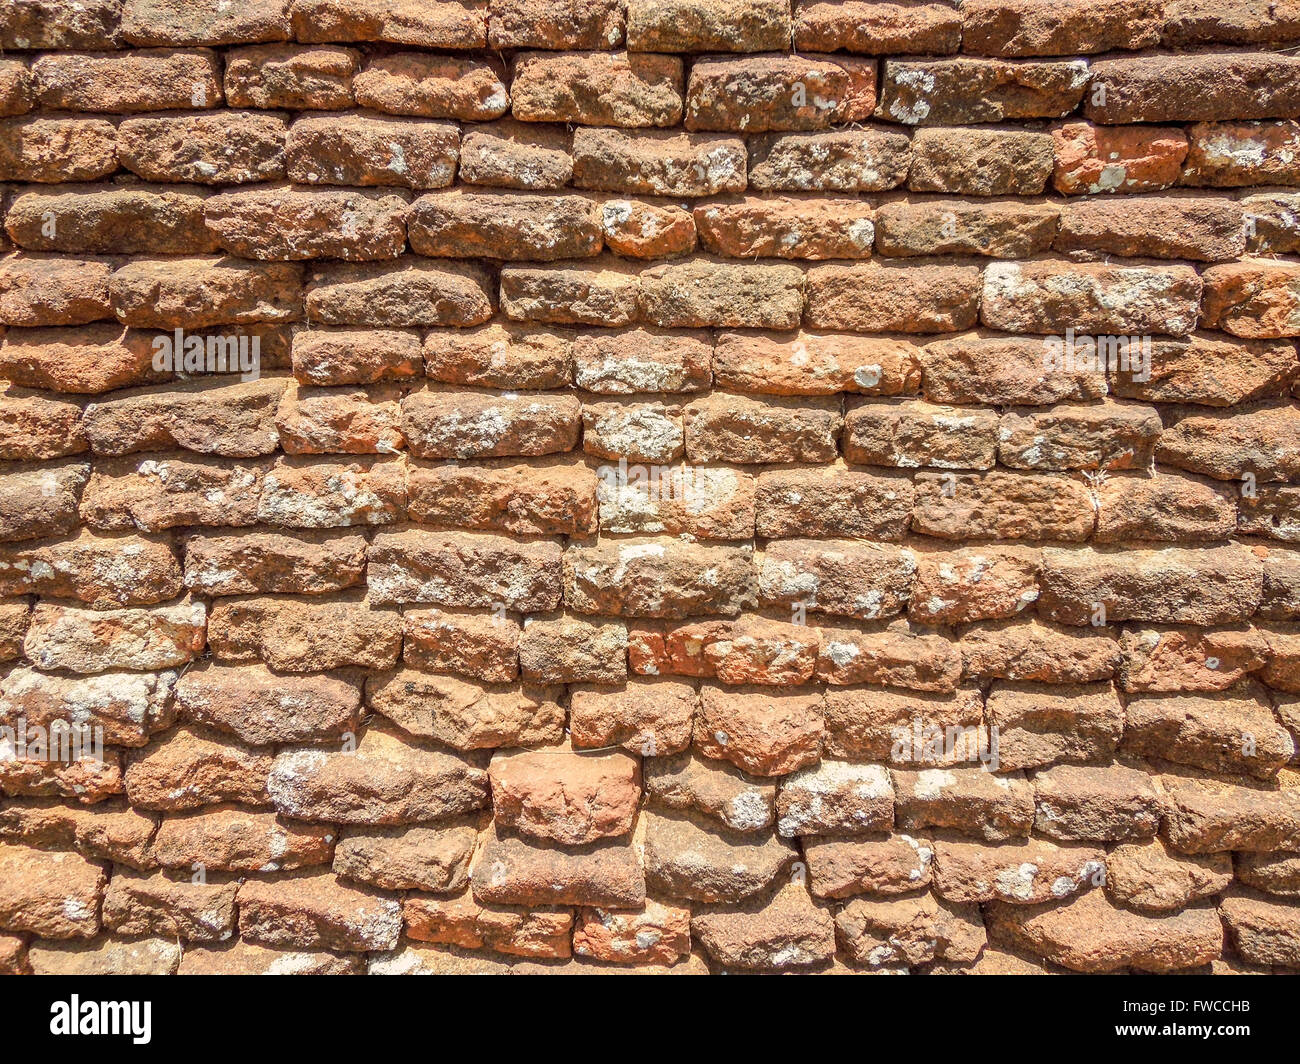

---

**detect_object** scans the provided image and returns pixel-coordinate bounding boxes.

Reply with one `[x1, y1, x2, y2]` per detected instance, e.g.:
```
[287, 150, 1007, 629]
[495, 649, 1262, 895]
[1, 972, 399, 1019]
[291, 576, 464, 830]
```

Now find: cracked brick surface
[1, 0, 1299, 976]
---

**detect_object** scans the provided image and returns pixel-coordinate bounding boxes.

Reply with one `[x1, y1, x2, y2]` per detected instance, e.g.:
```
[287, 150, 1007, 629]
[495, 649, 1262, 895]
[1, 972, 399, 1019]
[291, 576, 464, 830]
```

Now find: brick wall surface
[0, 0, 1299, 976]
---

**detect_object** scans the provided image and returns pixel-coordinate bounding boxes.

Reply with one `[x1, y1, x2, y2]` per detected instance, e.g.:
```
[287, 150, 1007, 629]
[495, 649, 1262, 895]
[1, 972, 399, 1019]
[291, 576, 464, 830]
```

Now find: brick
[574, 327, 709, 394]
[0, 799, 156, 868]
[1201, 259, 1300, 339]
[1261, 549, 1300, 621]
[1221, 889, 1300, 967]
[205, 185, 408, 261]
[1244, 192, 1300, 255]
[1051, 121, 1189, 195]
[909, 545, 1039, 625]
[643, 259, 805, 329]
[0, 390, 87, 461]
[0, 844, 105, 939]
[286, 113, 458, 189]
[643, 750, 774, 830]
[1055, 193, 1245, 261]
[255, 455, 406, 528]
[921, 333, 1106, 406]
[1237, 851, 1300, 897]
[292, 0, 486, 46]
[1040, 545, 1263, 626]
[634, 616, 817, 685]
[1183, 120, 1300, 187]
[0, 600, 29, 660]
[124, 725, 273, 810]
[875, 199, 1058, 258]
[103, 869, 238, 941]
[110, 256, 301, 328]
[803, 834, 932, 899]
[583, 399, 679, 462]
[238, 871, 401, 951]
[490, 0, 625, 49]
[224, 44, 358, 109]
[1158, 404, 1300, 483]
[757, 538, 915, 620]
[81, 378, 282, 458]
[573, 127, 746, 196]
[0, 529, 181, 606]
[402, 609, 520, 682]
[988, 260, 1203, 335]
[123, 0, 289, 44]
[0, 666, 176, 746]
[409, 457, 596, 536]
[1124, 687, 1292, 779]
[879, 57, 1089, 125]
[354, 54, 508, 121]
[805, 263, 981, 333]
[697, 198, 874, 260]
[426, 322, 572, 390]
[500, 260, 640, 326]
[693, 880, 837, 971]
[775, 759, 893, 837]
[1032, 762, 1161, 842]
[836, 891, 985, 968]
[962, 0, 1163, 56]
[570, 680, 696, 756]
[1094, 472, 1237, 544]
[998, 401, 1162, 472]
[408, 189, 601, 260]
[573, 899, 691, 965]
[0, 0, 123, 49]
[490, 745, 639, 843]
[1111, 333, 1296, 407]
[365, 669, 562, 750]
[933, 835, 1104, 905]
[274, 382, 403, 455]
[367, 528, 561, 611]
[960, 619, 1120, 685]
[685, 54, 875, 133]
[794, 0, 961, 54]
[335, 823, 476, 893]
[0, 459, 88, 542]
[23, 598, 205, 673]
[512, 51, 682, 128]
[6, 185, 217, 255]
[518, 614, 628, 684]
[825, 685, 985, 765]
[81, 454, 267, 532]
[1163, 771, 1300, 853]
[31, 48, 222, 113]
[844, 399, 998, 469]
[459, 120, 573, 190]
[985, 681, 1123, 771]
[601, 198, 696, 259]
[305, 258, 493, 327]
[473, 821, 645, 907]
[1086, 52, 1300, 124]
[627, 0, 791, 51]
[0, 117, 118, 183]
[685, 393, 839, 464]
[178, 943, 361, 975]
[28, 937, 180, 976]
[117, 111, 287, 184]
[565, 536, 754, 618]
[403, 891, 572, 958]
[0, 58, 30, 117]
[401, 389, 578, 459]
[1240, 486, 1300, 542]
[0, 749, 124, 805]
[208, 592, 401, 670]
[0, 254, 112, 327]
[174, 662, 361, 744]
[814, 623, 961, 692]
[1164, 0, 1300, 45]
[756, 465, 914, 539]
[748, 127, 911, 192]
[987, 889, 1221, 973]
[268, 724, 488, 824]
[644, 808, 795, 901]
[909, 126, 1053, 196]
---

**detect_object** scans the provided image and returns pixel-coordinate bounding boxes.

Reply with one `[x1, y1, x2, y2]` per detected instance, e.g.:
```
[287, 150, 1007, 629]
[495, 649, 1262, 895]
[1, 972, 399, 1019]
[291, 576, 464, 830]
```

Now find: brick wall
[1, 0, 1299, 975]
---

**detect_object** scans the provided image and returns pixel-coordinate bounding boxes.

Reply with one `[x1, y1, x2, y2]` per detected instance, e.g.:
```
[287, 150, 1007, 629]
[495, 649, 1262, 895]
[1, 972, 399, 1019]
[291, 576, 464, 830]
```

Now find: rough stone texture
[3, 1, 1296, 981]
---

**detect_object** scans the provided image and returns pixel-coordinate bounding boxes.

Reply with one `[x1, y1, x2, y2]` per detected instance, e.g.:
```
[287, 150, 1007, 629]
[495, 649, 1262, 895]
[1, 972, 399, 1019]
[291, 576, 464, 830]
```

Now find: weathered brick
[205, 185, 408, 261]
[174, 662, 361, 744]
[961, 0, 1163, 56]
[0, 528, 182, 606]
[571, 680, 697, 755]
[238, 871, 401, 951]
[0, 117, 118, 183]
[844, 399, 998, 470]
[756, 465, 913, 539]
[426, 323, 572, 390]
[805, 263, 981, 333]
[748, 127, 911, 192]
[500, 260, 640, 326]
[460, 120, 574, 190]
[685, 393, 840, 464]
[224, 44, 358, 109]
[1094, 472, 1237, 544]
[909, 126, 1054, 196]
[23, 598, 204, 673]
[0, 844, 105, 939]
[408, 189, 601, 260]
[685, 54, 875, 133]
[490, 744, 639, 843]
[473, 821, 645, 907]
[1125, 687, 1292, 779]
[305, 258, 493, 327]
[0, 254, 113, 327]
[354, 54, 508, 121]
[627, 0, 791, 51]
[879, 56, 1089, 125]
[6, 185, 218, 255]
[31, 48, 222, 113]
[512, 51, 683, 128]
[601, 198, 697, 258]
[490, 0, 625, 49]
[1032, 762, 1161, 842]
[124, 725, 273, 810]
[81, 454, 267, 532]
[1086, 52, 1300, 124]
[403, 891, 572, 957]
[573, 127, 746, 197]
[757, 538, 915, 620]
[875, 199, 1059, 258]
[826, 685, 986, 766]
[794, 0, 961, 54]
[1201, 259, 1300, 339]
[1051, 121, 1189, 195]
[0, 0, 123, 49]
[292, 0, 487, 46]
[286, 113, 458, 189]
[336, 822, 476, 893]
[566, 536, 755, 618]
[208, 592, 402, 670]
[1055, 193, 1245, 262]
[0, 458, 88, 543]
[998, 401, 1163, 472]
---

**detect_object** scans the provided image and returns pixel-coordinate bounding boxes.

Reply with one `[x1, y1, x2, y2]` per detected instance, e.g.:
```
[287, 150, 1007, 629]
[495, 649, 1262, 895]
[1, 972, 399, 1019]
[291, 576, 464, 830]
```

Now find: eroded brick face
[0, 0, 1299, 979]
